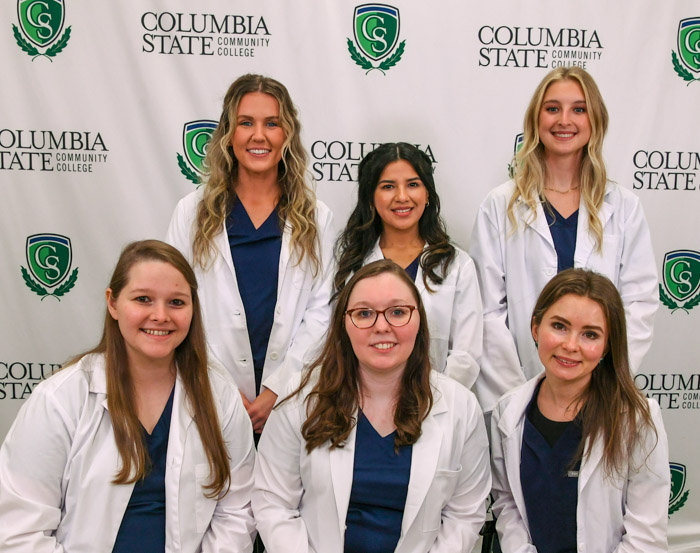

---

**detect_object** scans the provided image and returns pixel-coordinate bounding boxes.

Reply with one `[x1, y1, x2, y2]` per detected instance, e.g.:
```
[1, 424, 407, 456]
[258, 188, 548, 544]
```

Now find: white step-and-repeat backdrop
[1, 1, 699, 549]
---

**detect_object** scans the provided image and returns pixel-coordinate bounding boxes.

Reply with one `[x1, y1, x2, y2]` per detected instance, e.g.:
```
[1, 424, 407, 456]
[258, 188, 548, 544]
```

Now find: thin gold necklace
[542, 184, 580, 194]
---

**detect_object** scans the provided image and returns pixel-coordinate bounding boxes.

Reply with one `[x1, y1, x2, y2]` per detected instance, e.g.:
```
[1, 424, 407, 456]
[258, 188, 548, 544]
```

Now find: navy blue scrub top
[520, 381, 580, 553]
[112, 385, 175, 553]
[543, 201, 579, 273]
[227, 199, 282, 395]
[404, 254, 421, 282]
[344, 412, 413, 553]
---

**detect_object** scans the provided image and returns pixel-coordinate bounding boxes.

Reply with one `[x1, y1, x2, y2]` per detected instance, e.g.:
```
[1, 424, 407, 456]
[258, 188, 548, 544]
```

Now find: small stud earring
[534, 341, 538, 349]
[425, 200, 429, 207]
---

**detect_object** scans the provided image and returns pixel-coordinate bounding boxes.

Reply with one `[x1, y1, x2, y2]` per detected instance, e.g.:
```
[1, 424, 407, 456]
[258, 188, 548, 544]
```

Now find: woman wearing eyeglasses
[253, 260, 491, 553]
[334, 143, 483, 390]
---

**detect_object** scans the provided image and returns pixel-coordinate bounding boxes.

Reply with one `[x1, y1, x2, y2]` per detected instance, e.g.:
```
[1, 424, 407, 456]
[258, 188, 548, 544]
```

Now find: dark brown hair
[291, 259, 433, 453]
[68, 240, 231, 497]
[334, 142, 455, 296]
[531, 268, 655, 477]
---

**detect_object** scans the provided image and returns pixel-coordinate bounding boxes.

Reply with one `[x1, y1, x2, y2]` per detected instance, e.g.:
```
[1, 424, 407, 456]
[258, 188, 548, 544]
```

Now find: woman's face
[345, 272, 420, 379]
[107, 261, 193, 370]
[538, 79, 591, 161]
[532, 293, 608, 390]
[230, 91, 286, 182]
[373, 159, 428, 236]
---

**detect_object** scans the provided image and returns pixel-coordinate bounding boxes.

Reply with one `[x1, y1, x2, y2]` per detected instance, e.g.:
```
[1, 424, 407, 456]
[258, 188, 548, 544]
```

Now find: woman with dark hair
[167, 74, 335, 436]
[0, 240, 255, 552]
[335, 142, 482, 389]
[490, 268, 669, 553]
[253, 259, 491, 553]
[470, 67, 658, 415]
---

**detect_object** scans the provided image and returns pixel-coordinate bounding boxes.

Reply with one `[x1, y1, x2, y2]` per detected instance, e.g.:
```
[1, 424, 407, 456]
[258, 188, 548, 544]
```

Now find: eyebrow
[347, 299, 412, 309]
[237, 114, 279, 120]
[550, 315, 604, 332]
[130, 288, 190, 298]
[377, 176, 422, 184]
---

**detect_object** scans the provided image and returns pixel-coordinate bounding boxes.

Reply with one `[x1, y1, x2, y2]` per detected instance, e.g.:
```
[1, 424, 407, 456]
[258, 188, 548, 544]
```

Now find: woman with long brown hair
[0, 240, 255, 552]
[490, 268, 669, 552]
[470, 67, 658, 415]
[253, 260, 491, 553]
[167, 74, 334, 436]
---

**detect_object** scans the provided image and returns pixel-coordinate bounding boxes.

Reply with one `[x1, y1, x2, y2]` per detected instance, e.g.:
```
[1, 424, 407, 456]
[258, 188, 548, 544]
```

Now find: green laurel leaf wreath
[659, 283, 679, 310]
[177, 153, 202, 185]
[346, 38, 373, 71]
[378, 40, 405, 71]
[682, 291, 700, 311]
[21, 266, 49, 297]
[12, 24, 39, 57]
[672, 51, 700, 85]
[45, 26, 71, 58]
[669, 489, 689, 515]
[53, 267, 78, 297]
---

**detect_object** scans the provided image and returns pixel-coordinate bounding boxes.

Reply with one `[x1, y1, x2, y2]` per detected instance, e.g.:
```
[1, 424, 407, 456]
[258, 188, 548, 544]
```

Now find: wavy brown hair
[192, 74, 319, 274]
[288, 259, 433, 453]
[508, 67, 609, 252]
[67, 240, 231, 497]
[531, 268, 656, 477]
[334, 142, 455, 296]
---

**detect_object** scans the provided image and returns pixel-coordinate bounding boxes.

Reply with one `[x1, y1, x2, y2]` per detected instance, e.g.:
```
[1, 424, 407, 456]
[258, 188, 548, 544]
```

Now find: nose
[562, 332, 579, 351]
[252, 122, 265, 141]
[373, 312, 392, 332]
[559, 109, 571, 125]
[151, 302, 170, 322]
[395, 184, 408, 201]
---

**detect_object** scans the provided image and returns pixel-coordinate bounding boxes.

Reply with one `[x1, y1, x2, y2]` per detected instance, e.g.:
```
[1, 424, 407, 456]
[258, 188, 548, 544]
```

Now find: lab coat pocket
[422, 465, 463, 532]
[194, 462, 215, 533]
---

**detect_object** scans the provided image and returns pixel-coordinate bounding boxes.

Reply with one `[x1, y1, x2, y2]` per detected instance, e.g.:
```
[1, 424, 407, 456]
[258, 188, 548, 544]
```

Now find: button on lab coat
[0, 354, 256, 553]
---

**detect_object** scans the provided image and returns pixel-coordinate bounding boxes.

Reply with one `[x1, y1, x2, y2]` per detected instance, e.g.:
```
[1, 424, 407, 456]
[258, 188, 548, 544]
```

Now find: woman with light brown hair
[167, 74, 335, 436]
[470, 67, 658, 415]
[490, 268, 669, 552]
[253, 259, 491, 553]
[0, 240, 255, 552]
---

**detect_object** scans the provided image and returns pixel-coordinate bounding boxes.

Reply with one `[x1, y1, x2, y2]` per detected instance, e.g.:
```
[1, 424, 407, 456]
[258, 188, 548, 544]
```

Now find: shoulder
[482, 180, 516, 206]
[604, 181, 642, 210]
[492, 375, 540, 423]
[314, 199, 334, 228]
[171, 189, 204, 222]
[452, 246, 476, 271]
[431, 372, 481, 415]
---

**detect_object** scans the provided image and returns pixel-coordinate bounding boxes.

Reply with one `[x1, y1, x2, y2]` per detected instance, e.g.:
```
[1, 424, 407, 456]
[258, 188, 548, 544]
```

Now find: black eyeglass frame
[345, 305, 417, 329]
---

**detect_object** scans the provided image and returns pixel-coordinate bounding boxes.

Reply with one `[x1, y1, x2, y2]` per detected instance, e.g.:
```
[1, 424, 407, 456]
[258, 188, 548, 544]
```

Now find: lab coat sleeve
[262, 206, 335, 396]
[469, 200, 527, 412]
[613, 401, 669, 553]
[201, 376, 257, 553]
[165, 194, 196, 265]
[443, 253, 483, 389]
[489, 404, 538, 553]
[252, 397, 316, 553]
[617, 195, 658, 373]
[428, 394, 492, 553]
[0, 384, 72, 552]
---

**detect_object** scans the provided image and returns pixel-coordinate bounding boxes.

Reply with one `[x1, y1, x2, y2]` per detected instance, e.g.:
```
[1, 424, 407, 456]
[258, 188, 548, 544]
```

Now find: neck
[234, 171, 281, 203]
[543, 152, 582, 192]
[379, 226, 424, 250]
[128, 356, 176, 389]
[358, 365, 403, 404]
[538, 376, 588, 421]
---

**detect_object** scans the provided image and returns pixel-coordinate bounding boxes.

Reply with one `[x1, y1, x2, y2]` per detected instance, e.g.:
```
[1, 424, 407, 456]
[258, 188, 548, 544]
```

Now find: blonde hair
[508, 67, 609, 251]
[193, 74, 319, 274]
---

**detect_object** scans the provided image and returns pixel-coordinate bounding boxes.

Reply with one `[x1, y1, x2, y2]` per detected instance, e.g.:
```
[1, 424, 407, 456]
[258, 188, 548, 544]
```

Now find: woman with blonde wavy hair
[469, 67, 658, 415]
[167, 74, 335, 436]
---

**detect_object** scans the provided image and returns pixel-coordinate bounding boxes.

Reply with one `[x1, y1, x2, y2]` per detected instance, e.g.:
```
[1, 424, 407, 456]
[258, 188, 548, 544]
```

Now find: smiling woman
[0, 240, 256, 552]
[253, 259, 491, 553]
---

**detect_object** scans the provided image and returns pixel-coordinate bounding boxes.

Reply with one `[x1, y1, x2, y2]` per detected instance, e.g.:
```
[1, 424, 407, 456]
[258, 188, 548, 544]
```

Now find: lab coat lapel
[573, 188, 613, 266]
[400, 391, 447, 535]
[277, 219, 293, 294]
[578, 435, 604, 493]
[214, 220, 244, 306]
[329, 422, 358, 539]
[520, 198, 554, 248]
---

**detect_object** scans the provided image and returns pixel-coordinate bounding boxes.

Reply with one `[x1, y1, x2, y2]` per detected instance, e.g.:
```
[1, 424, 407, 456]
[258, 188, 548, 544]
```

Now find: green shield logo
[353, 4, 399, 61]
[678, 18, 700, 74]
[26, 234, 71, 288]
[183, 120, 217, 174]
[663, 250, 700, 303]
[513, 133, 524, 156]
[670, 463, 687, 505]
[17, 0, 65, 47]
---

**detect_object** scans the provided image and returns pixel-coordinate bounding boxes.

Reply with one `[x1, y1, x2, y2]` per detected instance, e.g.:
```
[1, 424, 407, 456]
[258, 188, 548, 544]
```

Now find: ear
[106, 288, 118, 320]
[531, 322, 538, 343]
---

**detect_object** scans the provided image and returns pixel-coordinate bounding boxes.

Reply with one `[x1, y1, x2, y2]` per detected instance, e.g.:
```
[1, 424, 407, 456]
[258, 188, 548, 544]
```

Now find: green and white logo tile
[13, 0, 71, 61]
[347, 4, 405, 74]
[21, 234, 79, 300]
[660, 250, 700, 312]
[177, 120, 217, 186]
[669, 462, 690, 515]
[672, 18, 700, 85]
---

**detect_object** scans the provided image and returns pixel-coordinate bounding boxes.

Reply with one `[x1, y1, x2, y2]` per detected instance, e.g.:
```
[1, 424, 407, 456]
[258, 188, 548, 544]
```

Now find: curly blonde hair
[508, 67, 609, 251]
[193, 74, 319, 273]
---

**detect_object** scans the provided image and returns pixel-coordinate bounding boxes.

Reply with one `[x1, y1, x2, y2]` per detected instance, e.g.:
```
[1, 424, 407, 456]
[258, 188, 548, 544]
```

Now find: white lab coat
[469, 180, 658, 412]
[253, 372, 492, 553]
[490, 374, 670, 553]
[166, 189, 336, 401]
[0, 353, 256, 553]
[363, 241, 483, 389]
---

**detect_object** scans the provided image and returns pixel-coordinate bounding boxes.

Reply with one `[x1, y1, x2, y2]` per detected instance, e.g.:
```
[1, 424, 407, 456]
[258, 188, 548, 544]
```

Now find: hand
[239, 390, 252, 410]
[246, 387, 278, 433]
